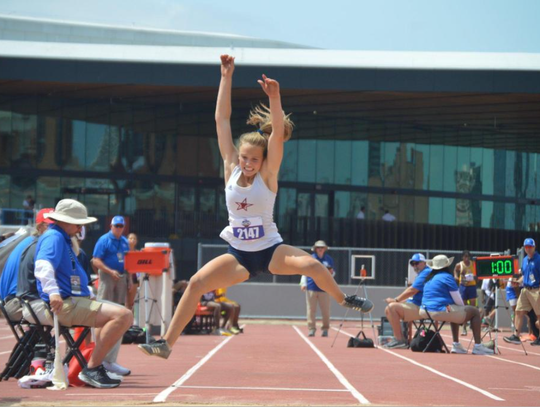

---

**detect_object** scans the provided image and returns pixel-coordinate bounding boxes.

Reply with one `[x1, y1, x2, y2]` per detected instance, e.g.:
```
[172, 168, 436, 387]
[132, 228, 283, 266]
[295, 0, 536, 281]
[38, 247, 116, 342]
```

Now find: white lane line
[0, 335, 15, 341]
[293, 325, 369, 405]
[488, 355, 540, 371]
[153, 335, 235, 403]
[178, 385, 349, 392]
[333, 327, 504, 402]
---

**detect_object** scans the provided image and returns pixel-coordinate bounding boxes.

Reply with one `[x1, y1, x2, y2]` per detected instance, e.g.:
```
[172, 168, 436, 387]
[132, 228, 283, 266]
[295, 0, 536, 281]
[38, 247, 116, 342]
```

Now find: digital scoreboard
[473, 255, 519, 280]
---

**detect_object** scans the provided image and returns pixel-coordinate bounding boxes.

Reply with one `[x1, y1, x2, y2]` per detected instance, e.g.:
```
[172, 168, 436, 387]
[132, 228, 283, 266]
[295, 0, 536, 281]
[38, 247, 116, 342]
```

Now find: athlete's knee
[187, 275, 209, 296]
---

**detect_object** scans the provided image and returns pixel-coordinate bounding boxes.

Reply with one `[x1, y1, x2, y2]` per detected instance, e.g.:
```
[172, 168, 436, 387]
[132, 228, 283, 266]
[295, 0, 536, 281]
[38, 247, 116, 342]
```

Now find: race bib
[232, 217, 265, 241]
[464, 273, 474, 282]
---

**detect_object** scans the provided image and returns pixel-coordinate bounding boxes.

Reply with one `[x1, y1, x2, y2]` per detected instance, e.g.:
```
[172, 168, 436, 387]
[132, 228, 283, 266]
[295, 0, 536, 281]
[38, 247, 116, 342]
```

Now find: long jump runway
[1, 320, 539, 406]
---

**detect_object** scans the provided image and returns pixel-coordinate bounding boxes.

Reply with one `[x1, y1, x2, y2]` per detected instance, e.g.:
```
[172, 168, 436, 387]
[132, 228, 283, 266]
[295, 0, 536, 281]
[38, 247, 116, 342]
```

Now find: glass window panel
[442, 198, 456, 226]
[36, 98, 63, 171]
[10, 175, 36, 221]
[297, 192, 311, 217]
[11, 98, 38, 169]
[277, 187, 297, 220]
[515, 203, 526, 231]
[504, 203, 515, 230]
[413, 144, 430, 190]
[334, 191, 351, 218]
[482, 148, 495, 196]
[36, 177, 61, 209]
[316, 140, 335, 184]
[399, 195, 415, 222]
[351, 192, 368, 219]
[429, 144, 443, 191]
[0, 175, 9, 209]
[280, 140, 298, 182]
[456, 198, 472, 227]
[382, 142, 399, 188]
[367, 193, 383, 220]
[443, 146, 457, 192]
[334, 140, 352, 185]
[177, 136, 198, 177]
[381, 193, 399, 221]
[525, 153, 537, 199]
[351, 140, 368, 186]
[481, 201, 494, 228]
[314, 193, 329, 217]
[62, 100, 87, 171]
[297, 140, 316, 183]
[85, 104, 110, 172]
[368, 141, 382, 188]
[492, 202, 505, 229]
[178, 186, 195, 212]
[470, 147, 483, 195]
[0, 107, 12, 167]
[505, 150, 516, 197]
[199, 188, 216, 214]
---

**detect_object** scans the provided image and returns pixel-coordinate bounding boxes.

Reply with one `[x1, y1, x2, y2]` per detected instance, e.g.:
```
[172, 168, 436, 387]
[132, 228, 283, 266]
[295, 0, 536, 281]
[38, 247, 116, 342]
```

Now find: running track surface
[1, 319, 539, 406]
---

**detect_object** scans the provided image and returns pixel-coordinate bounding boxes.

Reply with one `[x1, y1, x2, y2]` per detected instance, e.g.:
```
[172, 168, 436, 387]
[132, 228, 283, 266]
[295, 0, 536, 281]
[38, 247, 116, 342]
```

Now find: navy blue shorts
[459, 285, 477, 301]
[227, 243, 283, 278]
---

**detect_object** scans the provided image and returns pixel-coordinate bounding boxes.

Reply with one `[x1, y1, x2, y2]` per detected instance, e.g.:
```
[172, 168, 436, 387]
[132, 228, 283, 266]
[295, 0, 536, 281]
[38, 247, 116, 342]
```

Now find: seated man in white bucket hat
[420, 254, 494, 355]
[34, 199, 133, 388]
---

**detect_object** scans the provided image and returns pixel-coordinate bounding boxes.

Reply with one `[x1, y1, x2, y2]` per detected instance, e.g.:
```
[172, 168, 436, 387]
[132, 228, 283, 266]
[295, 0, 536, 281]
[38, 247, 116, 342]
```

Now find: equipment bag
[410, 328, 444, 353]
[347, 330, 375, 348]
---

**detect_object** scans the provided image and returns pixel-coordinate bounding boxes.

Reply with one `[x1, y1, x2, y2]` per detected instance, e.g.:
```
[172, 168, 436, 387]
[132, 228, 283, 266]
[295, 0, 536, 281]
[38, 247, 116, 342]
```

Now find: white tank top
[220, 166, 283, 251]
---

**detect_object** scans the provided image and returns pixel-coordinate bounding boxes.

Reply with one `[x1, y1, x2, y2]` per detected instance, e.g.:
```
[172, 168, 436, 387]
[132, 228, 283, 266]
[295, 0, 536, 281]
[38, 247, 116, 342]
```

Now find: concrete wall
[226, 283, 513, 329]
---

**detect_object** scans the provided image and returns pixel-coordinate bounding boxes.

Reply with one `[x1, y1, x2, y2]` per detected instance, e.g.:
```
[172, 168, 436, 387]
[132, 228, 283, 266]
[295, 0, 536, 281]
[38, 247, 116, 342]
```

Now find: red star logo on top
[236, 198, 253, 211]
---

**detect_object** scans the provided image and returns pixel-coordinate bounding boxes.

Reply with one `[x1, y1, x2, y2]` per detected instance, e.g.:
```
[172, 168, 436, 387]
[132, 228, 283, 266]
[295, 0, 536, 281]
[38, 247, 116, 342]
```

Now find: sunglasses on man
[410, 261, 419, 266]
[113, 224, 124, 228]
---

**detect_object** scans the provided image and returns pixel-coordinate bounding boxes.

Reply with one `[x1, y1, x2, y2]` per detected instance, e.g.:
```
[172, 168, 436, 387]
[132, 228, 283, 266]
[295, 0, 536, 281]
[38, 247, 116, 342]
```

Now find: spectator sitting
[383, 253, 431, 349]
[34, 199, 132, 388]
[420, 254, 494, 355]
[215, 287, 242, 334]
[356, 206, 366, 220]
[200, 290, 231, 336]
[0, 208, 54, 321]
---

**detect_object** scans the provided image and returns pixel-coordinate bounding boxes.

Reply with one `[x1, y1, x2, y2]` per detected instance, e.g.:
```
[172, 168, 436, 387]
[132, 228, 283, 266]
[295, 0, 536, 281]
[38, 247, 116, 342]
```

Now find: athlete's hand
[220, 54, 235, 77]
[258, 74, 280, 98]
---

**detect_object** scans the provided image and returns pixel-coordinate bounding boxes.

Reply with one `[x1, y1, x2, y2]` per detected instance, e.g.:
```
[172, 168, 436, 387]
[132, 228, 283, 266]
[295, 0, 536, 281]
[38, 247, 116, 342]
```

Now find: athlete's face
[239, 143, 264, 177]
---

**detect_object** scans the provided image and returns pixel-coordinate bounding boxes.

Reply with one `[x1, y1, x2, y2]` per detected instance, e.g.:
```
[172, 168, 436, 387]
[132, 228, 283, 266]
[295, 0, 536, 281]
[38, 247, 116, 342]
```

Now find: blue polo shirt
[421, 271, 459, 312]
[0, 236, 34, 300]
[522, 252, 540, 288]
[306, 253, 335, 292]
[408, 266, 432, 307]
[35, 224, 90, 301]
[93, 231, 129, 274]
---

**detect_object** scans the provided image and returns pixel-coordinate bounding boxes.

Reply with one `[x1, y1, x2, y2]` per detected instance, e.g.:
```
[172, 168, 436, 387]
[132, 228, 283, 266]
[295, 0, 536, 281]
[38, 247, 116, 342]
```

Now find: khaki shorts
[419, 304, 467, 324]
[400, 302, 422, 322]
[4, 297, 23, 321]
[23, 297, 102, 327]
[516, 287, 540, 314]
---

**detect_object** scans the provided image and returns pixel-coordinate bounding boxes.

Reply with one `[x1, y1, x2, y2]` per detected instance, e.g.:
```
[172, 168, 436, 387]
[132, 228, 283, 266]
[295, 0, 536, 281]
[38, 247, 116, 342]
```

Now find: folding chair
[20, 299, 91, 369]
[0, 299, 51, 380]
[420, 309, 449, 353]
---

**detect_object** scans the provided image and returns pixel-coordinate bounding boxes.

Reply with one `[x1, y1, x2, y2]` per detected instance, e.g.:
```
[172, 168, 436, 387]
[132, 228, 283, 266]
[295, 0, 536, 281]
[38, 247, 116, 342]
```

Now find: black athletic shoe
[341, 295, 374, 313]
[530, 338, 540, 346]
[503, 334, 521, 345]
[78, 365, 121, 389]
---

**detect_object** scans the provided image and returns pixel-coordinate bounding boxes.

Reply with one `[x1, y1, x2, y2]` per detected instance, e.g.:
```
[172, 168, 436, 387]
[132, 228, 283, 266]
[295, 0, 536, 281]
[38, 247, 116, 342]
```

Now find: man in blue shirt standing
[504, 238, 540, 346]
[300, 240, 335, 337]
[383, 253, 431, 349]
[35, 199, 132, 388]
[92, 215, 131, 376]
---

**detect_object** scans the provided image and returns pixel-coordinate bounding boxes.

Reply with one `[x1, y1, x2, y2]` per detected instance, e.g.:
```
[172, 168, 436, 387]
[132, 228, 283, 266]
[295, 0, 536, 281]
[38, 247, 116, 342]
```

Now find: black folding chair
[421, 309, 449, 353]
[20, 299, 91, 369]
[0, 299, 52, 380]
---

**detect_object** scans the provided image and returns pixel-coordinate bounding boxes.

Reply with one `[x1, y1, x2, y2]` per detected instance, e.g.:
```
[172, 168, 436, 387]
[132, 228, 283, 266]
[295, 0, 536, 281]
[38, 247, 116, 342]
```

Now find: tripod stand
[331, 278, 377, 347]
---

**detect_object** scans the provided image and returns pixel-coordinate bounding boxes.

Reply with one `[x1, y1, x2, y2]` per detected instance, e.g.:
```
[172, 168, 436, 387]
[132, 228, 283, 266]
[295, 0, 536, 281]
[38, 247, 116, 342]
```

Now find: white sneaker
[451, 342, 467, 354]
[102, 361, 131, 376]
[472, 344, 495, 355]
[107, 371, 124, 381]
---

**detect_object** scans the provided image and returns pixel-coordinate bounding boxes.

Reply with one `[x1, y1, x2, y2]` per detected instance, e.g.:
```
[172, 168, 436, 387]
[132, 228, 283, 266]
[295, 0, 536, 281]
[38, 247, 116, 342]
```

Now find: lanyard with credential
[68, 244, 82, 295]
